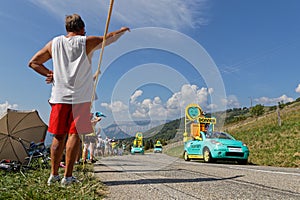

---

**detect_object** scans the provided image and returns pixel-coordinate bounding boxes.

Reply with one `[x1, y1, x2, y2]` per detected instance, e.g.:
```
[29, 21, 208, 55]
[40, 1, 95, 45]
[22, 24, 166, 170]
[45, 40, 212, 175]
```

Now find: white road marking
[228, 166, 300, 176]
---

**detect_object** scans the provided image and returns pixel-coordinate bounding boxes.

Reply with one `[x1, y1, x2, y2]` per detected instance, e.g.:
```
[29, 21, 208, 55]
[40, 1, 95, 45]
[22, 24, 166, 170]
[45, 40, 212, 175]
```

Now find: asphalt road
[94, 153, 300, 200]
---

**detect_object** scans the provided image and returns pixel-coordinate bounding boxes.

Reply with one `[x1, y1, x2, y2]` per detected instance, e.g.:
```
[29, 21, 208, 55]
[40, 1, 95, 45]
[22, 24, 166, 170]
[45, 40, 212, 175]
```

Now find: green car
[183, 131, 249, 164]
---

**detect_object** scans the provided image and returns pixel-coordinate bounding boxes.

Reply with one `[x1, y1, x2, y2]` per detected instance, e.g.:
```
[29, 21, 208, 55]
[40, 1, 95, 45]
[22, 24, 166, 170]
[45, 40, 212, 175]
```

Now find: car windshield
[206, 132, 235, 140]
[155, 146, 162, 149]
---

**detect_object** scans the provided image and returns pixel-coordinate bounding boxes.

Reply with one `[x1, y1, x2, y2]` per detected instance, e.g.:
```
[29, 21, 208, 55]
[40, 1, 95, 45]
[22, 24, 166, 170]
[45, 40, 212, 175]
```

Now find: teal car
[183, 131, 249, 164]
[153, 140, 163, 153]
[131, 132, 144, 155]
[131, 146, 144, 155]
[153, 145, 163, 153]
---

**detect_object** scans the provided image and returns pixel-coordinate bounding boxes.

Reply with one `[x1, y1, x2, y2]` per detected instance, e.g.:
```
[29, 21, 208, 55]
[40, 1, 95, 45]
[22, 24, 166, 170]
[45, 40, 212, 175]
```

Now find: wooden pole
[277, 104, 281, 126]
[83, 0, 114, 168]
[91, 0, 115, 106]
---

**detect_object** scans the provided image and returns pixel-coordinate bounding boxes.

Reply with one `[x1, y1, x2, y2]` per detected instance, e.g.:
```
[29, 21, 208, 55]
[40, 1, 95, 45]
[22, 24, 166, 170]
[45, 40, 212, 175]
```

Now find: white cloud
[130, 90, 143, 104]
[221, 95, 240, 108]
[132, 98, 151, 118]
[295, 84, 300, 93]
[101, 101, 128, 113]
[29, 0, 210, 30]
[102, 84, 215, 122]
[254, 95, 294, 105]
[131, 96, 167, 120]
[101, 85, 295, 126]
[153, 96, 162, 105]
[114, 0, 210, 30]
[166, 84, 213, 112]
[102, 85, 297, 124]
[0, 101, 18, 117]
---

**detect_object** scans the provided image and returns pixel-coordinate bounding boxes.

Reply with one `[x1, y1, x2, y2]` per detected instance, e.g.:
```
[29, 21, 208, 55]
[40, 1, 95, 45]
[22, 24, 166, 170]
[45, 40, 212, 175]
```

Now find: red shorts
[48, 102, 93, 135]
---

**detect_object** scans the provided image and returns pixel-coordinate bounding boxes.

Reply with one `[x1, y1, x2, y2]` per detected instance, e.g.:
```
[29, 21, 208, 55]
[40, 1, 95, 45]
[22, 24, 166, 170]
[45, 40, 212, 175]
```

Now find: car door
[186, 133, 204, 155]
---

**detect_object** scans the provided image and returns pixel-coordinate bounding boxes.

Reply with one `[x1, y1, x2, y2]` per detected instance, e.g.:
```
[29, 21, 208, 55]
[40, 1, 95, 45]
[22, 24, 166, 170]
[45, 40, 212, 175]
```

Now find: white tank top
[49, 35, 93, 104]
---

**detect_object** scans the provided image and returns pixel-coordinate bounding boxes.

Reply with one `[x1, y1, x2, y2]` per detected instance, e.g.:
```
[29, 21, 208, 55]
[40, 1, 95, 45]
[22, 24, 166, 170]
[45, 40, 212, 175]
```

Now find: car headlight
[242, 143, 247, 147]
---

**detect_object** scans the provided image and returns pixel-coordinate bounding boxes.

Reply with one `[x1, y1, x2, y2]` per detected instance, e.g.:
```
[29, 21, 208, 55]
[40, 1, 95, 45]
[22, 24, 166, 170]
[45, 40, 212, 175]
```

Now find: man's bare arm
[28, 41, 52, 75]
[86, 27, 130, 56]
[28, 41, 53, 83]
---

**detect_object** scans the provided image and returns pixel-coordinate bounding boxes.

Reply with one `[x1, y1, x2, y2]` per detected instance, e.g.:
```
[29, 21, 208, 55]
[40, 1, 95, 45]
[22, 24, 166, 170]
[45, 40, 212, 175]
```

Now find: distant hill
[101, 120, 170, 139]
[101, 123, 132, 139]
[142, 118, 183, 148]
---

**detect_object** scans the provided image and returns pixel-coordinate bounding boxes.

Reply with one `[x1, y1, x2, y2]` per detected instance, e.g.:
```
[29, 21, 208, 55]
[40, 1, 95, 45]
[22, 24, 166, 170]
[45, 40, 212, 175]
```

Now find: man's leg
[82, 142, 89, 162]
[64, 134, 80, 177]
[81, 135, 90, 162]
[89, 142, 95, 160]
[101, 146, 105, 157]
[76, 139, 82, 163]
[51, 134, 67, 176]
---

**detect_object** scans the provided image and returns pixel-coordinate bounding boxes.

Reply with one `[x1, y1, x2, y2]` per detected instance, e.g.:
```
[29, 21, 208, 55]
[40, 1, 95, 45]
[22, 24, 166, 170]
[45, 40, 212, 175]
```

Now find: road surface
[94, 153, 300, 200]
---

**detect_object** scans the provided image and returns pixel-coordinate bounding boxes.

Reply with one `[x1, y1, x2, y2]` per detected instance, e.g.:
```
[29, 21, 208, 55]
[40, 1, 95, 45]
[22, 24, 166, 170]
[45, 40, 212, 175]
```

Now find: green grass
[0, 164, 107, 199]
[227, 107, 300, 167]
[164, 144, 184, 159]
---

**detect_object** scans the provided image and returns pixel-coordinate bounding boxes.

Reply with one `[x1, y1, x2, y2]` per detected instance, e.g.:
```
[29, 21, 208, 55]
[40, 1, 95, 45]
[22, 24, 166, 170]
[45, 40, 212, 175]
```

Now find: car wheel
[203, 147, 213, 163]
[237, 159, 248, 165]
[184, 151, 190, 161]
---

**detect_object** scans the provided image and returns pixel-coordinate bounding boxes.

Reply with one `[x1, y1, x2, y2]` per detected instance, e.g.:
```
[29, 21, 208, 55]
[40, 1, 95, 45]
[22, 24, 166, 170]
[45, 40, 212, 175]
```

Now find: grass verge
[0, 164, 107, 199]
[164, 144, 184, 159]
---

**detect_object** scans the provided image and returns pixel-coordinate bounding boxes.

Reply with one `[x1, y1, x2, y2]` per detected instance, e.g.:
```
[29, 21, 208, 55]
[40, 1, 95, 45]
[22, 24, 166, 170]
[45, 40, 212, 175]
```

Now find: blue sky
[1, 0, 300, 129]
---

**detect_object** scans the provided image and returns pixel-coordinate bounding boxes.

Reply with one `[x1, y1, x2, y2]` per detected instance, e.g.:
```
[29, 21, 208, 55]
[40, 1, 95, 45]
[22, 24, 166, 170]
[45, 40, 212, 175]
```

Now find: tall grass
[225, 102, 300, 167]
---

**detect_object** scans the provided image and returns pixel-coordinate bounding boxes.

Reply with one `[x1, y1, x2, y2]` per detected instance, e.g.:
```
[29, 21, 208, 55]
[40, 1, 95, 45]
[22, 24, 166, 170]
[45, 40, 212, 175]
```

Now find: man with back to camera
[28, 13, 129, 186]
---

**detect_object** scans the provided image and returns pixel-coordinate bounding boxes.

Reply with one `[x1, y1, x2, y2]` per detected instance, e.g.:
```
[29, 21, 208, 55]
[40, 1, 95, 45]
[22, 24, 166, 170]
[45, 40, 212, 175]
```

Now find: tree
[250, 104, 264, 117]
[278, 101, 285, 109]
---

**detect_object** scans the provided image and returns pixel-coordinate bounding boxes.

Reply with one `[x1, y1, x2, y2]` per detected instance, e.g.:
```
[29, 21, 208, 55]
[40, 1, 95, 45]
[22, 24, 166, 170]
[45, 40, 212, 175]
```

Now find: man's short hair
[65, 14, 85, 32]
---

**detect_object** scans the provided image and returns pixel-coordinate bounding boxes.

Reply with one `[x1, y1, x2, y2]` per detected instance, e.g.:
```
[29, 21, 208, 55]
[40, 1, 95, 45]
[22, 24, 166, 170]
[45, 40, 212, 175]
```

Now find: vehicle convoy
[183, 103, 249, 164]
[131, 132, 144, 155]
[153, 140, 163, 153]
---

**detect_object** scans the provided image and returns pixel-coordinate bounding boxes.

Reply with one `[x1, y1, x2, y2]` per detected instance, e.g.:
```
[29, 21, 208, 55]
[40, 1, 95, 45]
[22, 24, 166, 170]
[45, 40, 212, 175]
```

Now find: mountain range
[100, 120, 171, 139]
